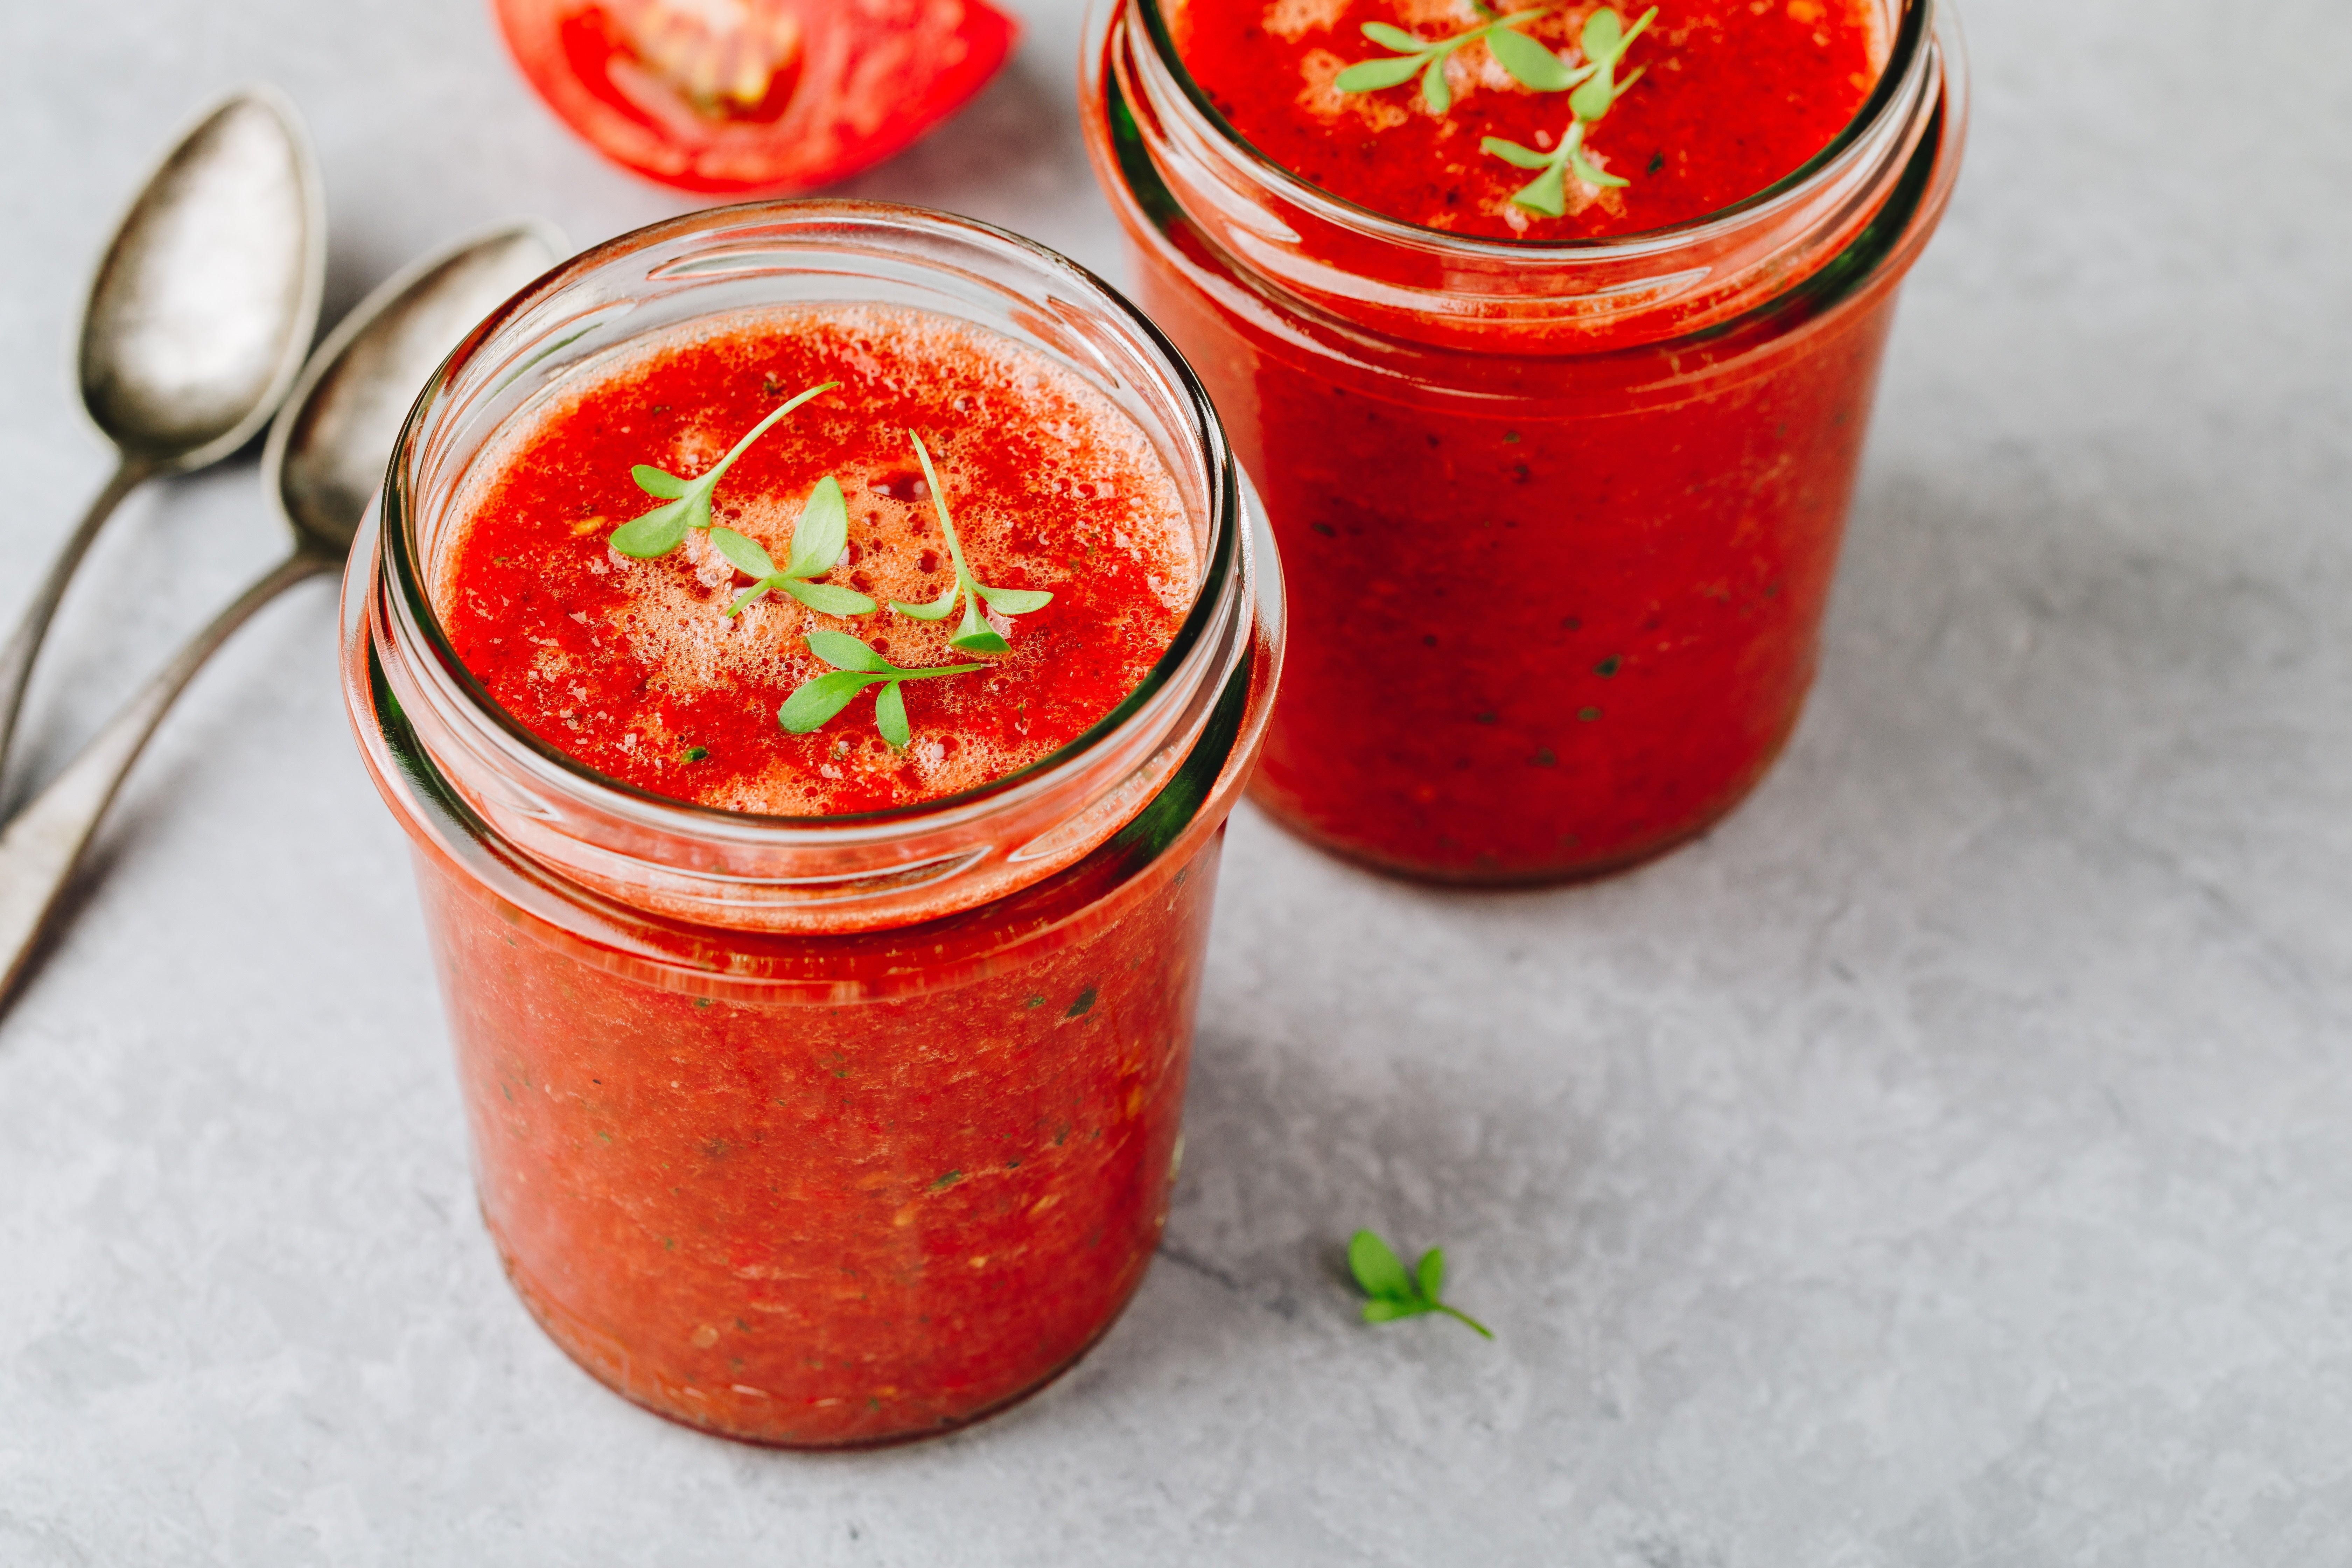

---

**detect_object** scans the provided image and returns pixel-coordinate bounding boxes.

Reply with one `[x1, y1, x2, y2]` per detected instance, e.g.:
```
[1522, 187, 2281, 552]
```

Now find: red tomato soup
[344, 208, 1277, 1448]
[1168, 0, 1884, 239]
[439, 307, 1196, 814]
[1087, 0, 1965, 881]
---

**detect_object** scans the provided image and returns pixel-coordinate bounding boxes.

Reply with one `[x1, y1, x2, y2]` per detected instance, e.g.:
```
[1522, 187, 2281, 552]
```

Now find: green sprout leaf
[1568, 68, 1616, 123]
[1585, 3, 1628, 52]
[1516, 163, 1569, 216]
[707, 471, 877, 619]
[632, 464, 690, 499]
[975, 583, 1054, 615]
[1421, 52, 1452, 114]
[1600, 61, 1648, 113]
[1348, 1228, 1494, 1339]
[778, 669, 883, 733]
[707, 525, 775, 580]
[1485, 22, 1578, 92]
[1569, 143, 1630, 189]
[606, 379, 840, 564]
[891, 576, 959, 622]
[1518, 164, 1570, 214]
[874, 681, 912, 749]
[608, 497, 693, 559]
[1334, 53, 1426, 93]
[1349, 1230, 1417, 1302]
[806, 629, 890, 672]
[1481, 134, 1554, 170]
[778, 632, 987, 747]
[785, 476, 851, 581]
[954, 595, 1009, 655]
[883, 429, 1052, 651]
[783, 580, 878, 616]
[1333, 8, 1559, 115]
[1359, 19, 1424, 51]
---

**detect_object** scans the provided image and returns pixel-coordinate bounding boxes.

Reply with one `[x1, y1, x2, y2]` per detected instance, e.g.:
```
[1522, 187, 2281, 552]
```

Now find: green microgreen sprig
[1482, 118, 1617, 210]
[1336, 4, 1573, 113]
[778, 629, 987, 750]
[1567, 4, 1654, 121]
[1480, 6, 1657, 215]
[606, 394, 1053, 749]
[887, 430, 1052, 654]
[608, 379, 839, 559]
[1349, 1228, 1494, 1339]
[709, 476, 877, 617]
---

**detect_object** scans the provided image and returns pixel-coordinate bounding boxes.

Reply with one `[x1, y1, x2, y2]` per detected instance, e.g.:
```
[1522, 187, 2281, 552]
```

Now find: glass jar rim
[1127, 0, 1931, 258]
[379, 198, 1247, 844]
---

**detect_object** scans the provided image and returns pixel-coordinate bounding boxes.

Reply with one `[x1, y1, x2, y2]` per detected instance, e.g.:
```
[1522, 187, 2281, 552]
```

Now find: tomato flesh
[495, 0, 1019, 193]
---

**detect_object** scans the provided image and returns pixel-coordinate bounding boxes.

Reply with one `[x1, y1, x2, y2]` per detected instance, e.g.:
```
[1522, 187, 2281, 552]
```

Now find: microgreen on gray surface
[1349, 1229, 1494, 1338]
[608, 380, 839, 559]
[712, 475, 878, 617]
[1336, 6, 1569, 113]
[886, 430, 1052, 654]
[1481, 6, 1657, 215]
[777, 630, 986, 749]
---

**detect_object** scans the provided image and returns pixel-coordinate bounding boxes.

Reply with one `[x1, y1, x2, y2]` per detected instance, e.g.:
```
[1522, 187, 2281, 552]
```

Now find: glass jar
[1084, 0, 1966, 883]
[338, 200, 1282, 1448]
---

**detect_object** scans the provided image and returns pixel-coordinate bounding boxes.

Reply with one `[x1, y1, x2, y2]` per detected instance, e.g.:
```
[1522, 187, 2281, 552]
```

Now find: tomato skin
[493, 0, 1019, 194]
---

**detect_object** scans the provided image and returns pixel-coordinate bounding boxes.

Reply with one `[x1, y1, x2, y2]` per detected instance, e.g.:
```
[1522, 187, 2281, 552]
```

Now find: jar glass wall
[340, 201, 1282, 1447]
[1084, 1, 1965, 883]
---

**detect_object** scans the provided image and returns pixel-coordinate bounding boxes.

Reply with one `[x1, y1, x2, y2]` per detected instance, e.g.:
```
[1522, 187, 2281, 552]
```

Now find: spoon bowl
[82, 89, 325, 470]
[0, 221, 565, 1011]
[0, 87, 324, 780]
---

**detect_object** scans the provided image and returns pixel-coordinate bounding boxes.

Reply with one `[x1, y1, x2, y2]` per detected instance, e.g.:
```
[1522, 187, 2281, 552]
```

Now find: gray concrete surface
[2, 0, 2349, 1562]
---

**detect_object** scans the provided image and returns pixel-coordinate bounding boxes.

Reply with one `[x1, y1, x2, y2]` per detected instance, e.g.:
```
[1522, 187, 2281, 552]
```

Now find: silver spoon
[0, 222, 565, 1009]
[0, 88, 326, 783]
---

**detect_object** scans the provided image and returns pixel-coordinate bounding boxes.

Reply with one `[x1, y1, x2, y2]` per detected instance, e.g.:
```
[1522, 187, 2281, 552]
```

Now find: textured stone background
[2, 0, 2348, 1562]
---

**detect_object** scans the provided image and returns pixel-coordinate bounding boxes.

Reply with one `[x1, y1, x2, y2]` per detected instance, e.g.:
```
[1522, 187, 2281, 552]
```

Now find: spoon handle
[0, 458, 156, 784]
[0, 548, 336, 1010]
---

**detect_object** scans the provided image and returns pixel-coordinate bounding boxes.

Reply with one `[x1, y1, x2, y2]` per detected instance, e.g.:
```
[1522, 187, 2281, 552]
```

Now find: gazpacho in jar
[1086, 0, 1965, 881]
[343, 202, 1278, 1447]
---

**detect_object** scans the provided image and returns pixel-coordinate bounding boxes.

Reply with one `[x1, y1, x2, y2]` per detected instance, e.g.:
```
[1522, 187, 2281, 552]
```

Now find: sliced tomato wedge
[493, 0, 1019, 194]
